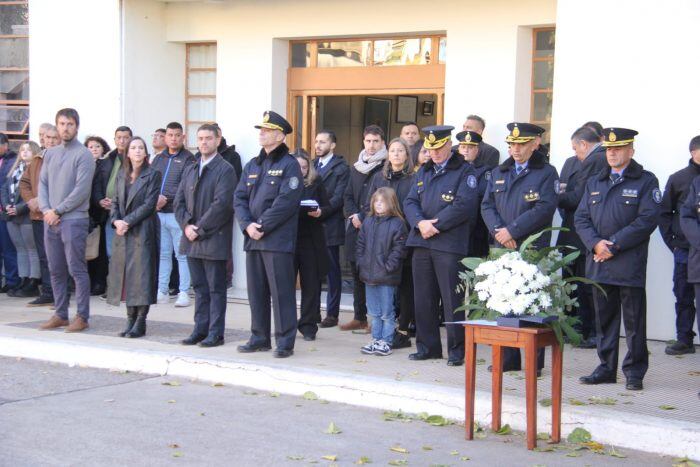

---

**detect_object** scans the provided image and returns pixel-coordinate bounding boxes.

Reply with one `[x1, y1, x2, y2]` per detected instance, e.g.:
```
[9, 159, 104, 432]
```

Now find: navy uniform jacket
[403, 152, 479, 256]
[467, 153, 492, 257]
[574, 159, 660, 288]
[480, 150, 559, 249]
[557, 145, 608, 250]
[680, 175, 700, 283]
[658, 159, 700, 252]
[234, 143, 303, 254]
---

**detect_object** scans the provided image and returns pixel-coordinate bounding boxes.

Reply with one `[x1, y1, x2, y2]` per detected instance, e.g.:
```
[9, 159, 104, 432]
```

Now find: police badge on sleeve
[467, 175, 477, 189]
[289, 176, 299, 189]
[652, 188, 662, 204]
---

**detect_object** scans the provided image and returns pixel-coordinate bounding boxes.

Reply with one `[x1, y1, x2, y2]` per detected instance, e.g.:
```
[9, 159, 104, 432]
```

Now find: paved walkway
[0, 294, 698, 459]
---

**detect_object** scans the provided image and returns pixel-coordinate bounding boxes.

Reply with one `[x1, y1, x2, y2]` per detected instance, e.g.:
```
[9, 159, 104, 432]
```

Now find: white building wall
[28, 0, 121, 142]
[551, 0, 700, 342]
[28, 0, 699, 340]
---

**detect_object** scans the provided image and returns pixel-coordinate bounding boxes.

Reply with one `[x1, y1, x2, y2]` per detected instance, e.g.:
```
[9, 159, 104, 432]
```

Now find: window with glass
[531, 28, 555, 142]
[0, 0, 29, 147]
[186, 43, 216, 150]
[291, 35, 445, 68]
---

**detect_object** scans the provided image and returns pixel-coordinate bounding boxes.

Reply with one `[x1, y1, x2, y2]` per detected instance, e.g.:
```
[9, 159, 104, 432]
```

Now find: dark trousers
[412, 248, 465, 361]
[397, 254, 415, 332]
[87, 222, 108, 289]
[188, 257, 227, 339]
[325, 245, 341, 318]
[593, 284, 648, 381]
[45, 218, 90, 320]
[0, 219, 19, 287]
[672, 261, 697, 345]
[350, 261, 367, 321]
[246, 250, 297, 350]
[566, 254, 595, 338]
[169, 253, 179, 291]
[31, 220, 52, 297]
[695, 284, 700, 338]
[295, 237, 322, 338]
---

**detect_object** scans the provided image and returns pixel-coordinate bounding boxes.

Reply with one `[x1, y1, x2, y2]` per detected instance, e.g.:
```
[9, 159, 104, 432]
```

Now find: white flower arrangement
[458, 229, 602, 346]
[472, 251, 552, 316]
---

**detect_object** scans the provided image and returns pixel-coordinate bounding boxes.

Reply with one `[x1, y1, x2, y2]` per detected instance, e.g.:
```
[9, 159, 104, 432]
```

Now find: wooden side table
[463, 322, 562, 450]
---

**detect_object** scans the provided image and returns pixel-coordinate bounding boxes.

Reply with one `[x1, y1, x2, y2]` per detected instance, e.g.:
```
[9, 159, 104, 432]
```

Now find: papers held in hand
[300, 199, 319, 213]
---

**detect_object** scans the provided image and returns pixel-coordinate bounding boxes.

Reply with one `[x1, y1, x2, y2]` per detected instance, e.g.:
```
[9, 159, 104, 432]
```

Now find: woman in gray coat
[107, 137, 161, 338]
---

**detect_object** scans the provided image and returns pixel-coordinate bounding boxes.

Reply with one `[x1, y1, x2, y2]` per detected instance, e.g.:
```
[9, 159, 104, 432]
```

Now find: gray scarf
[354, 147, 387, 174]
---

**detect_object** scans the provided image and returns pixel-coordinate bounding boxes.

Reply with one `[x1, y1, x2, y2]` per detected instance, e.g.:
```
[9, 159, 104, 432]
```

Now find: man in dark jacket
[463, 115, 500, 169]
[679, 175, 700, 391]
[0, 132, 19, 292]
[341, 125, 387, 331]
[92, 126, 131, 260]
[659, 135, 700, 355]
[175, 123, 236, 348]
[557, 126, 608, 348]
[576, 128, 660, 391]
[404, 125, 479, 366]
[234, 111, 303, 358]
[152, 122, 196, 307]
[313, 130, 350, 328]
[481, 122, 559, 373]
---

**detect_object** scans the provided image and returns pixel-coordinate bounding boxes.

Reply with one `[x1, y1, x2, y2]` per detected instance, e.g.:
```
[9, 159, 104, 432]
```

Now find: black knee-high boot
[120, 307, 138, 337]
[126, 306, 149, 338]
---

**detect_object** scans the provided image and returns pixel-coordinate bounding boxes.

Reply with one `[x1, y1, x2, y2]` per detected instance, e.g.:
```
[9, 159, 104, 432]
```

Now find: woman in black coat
[107, 137, 161, 338]
[294, 151, 330, 341]
[365, 137, 415, 349]
[86, 136, 111, 296]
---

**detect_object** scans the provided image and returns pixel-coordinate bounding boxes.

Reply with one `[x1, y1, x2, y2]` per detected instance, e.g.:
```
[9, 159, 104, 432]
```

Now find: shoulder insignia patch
[652, 187, 662, 204]
[467, 174, 477, 189]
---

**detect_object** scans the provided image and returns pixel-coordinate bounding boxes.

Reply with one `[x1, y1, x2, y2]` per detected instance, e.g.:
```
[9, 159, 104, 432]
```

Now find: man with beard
[400, 122, 422, 165]
[313, 130, 349, 328]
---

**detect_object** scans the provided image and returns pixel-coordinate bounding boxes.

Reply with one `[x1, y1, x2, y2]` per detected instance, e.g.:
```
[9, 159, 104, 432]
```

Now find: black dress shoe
[273, 348, 294, 358]
[577, 336, 598, 349]
[665, 341, 696, 355]
[447, 359, 464, 367]
[625, 379, 643, 391]
[198, 336, 224, 348]
[408, 352, 441, 361]
[237, 342, 272, 353]
[392, 332, 411, 349]
[579, 372, 616, 385]
[302, 335, 316, 342]
[319, 317, 338, 328]
[181, 334, 207, 346]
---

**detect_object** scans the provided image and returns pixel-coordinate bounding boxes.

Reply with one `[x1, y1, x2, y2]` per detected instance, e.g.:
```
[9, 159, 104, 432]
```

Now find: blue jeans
[366, 284, 396, 343]
[105, 223, 115, 258]
[0, 219, 19, 287]
[158, 212, 190, 293]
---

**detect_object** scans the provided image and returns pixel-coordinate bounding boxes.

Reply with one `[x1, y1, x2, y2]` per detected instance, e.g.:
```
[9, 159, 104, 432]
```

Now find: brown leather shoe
[319, 317, 338, 328]
[39, 315, 69, 330]
[339, 319, 368, 331]
[65, 316, 89, 333]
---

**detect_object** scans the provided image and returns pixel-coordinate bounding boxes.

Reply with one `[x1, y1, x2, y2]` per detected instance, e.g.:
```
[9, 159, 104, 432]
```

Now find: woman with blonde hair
[293, 149, 330, 341]
[2, 141, 41, 297]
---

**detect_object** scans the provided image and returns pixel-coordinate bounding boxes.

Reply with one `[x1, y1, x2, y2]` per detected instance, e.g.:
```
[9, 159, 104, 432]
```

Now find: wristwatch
[54, 208, 63, 217]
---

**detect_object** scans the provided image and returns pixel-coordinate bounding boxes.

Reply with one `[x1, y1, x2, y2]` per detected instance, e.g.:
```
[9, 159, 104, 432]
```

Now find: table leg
[491, 344, 503, 431]
[465, 326, 477, 440]
[524, 337, 538, 450]
[551, 339, 563, 443]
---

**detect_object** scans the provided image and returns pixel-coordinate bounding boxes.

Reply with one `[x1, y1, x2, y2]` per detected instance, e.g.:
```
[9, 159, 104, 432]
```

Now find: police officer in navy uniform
[403, 125, 479, 366]
[456, 130, 491, 257]
[659, 135, 700, 355]
[557, 126, 608, 349]
[234, 111, 303, 358]
[575, 128, 661, 391]
[481, 123, 559, 373]
[679, 172, 700, 401]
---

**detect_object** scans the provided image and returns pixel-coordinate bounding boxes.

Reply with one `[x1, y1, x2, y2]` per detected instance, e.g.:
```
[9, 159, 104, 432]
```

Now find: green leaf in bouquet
[461, 257, 484, 270]
[564, 276, 607, 296]
[549, 250, 581, 272]
[518, 227, 565, 254]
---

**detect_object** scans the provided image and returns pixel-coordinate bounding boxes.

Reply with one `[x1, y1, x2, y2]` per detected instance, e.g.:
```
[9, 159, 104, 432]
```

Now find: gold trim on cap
[263, 113, 270, 123]
[609, 130, 617, 142]
[512, 126, 520, 138]
[423, 135, 451, 149]
[255, 122, 285, 132]
[506, 135, 536, 144]
[602, 138, 634, 147]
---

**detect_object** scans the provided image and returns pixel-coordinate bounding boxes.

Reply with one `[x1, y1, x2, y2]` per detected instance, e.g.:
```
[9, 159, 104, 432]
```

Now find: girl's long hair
[294, 149, 317, 187]
[369, 186, 404, 221]
[7, 141, 41, 177]
[122, 137, 150, 179]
